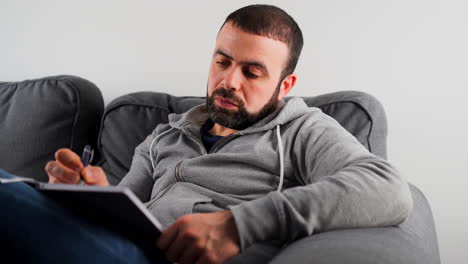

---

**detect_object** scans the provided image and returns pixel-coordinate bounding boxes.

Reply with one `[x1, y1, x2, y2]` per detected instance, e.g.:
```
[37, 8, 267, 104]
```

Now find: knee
[0, 169, 34, 200]
[0, 169, 14, 179]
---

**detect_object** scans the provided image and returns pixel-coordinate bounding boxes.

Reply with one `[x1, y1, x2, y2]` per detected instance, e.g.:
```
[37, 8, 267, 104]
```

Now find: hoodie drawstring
[276, 124, 284, 192]
[149, 127, 175, 170]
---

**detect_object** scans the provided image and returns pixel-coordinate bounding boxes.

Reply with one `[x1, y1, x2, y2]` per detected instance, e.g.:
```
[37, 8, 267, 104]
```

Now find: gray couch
[0, 75, 440, 263]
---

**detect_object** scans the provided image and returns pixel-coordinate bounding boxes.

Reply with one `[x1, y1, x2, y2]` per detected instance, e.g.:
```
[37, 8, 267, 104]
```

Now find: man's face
[206, 22, 291, 130]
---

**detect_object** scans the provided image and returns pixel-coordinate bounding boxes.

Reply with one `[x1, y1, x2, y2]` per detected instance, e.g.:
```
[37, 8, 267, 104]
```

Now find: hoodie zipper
[180, 125, 246, 154]
[181, 127, 207, 155]
[209, 132, 244, 153]
[174, 127, 244, 182]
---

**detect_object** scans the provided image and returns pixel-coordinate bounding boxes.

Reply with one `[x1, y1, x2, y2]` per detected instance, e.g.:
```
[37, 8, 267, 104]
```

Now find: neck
[209, 123, 238, 137]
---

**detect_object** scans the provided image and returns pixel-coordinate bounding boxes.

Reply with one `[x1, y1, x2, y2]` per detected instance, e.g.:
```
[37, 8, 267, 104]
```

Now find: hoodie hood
[168, 97, 312, 133]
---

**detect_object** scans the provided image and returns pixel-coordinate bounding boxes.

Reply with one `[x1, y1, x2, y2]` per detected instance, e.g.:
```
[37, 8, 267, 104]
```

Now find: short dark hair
[222, 4, 304, 80]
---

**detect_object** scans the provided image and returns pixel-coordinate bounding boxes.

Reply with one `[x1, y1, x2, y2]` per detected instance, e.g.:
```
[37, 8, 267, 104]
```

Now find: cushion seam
[61, 78, 81, 150]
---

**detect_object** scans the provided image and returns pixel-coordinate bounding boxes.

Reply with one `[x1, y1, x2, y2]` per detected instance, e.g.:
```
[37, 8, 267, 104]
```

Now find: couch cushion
[96, 91, 388, 185]
[269, 184, 440, 264]
[0, 75, 104, 181]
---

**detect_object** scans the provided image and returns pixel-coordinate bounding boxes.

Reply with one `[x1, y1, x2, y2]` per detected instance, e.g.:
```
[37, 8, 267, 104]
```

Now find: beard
[206, 82, 281, 130]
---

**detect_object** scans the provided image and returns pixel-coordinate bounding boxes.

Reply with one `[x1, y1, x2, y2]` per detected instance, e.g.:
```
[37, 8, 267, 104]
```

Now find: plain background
[1, 0, 467, 263]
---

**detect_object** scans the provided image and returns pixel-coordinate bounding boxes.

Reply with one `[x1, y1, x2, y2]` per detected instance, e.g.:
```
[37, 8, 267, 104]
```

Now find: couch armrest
[0, 75, 104, 181]
[269, 184, 440, 264]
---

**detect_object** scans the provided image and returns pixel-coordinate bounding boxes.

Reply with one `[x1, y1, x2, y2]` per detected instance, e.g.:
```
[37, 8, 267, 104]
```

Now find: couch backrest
[96, 91, 388, 185]
[0, 75, 104, 181]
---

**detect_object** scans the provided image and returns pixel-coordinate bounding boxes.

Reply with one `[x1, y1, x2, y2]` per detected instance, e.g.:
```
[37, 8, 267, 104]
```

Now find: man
[0, 4, 413, 264]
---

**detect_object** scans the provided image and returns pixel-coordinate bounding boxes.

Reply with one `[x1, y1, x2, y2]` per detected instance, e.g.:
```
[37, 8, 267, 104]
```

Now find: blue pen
[79, 145, 94, 184]
[81, 145, 94, 167]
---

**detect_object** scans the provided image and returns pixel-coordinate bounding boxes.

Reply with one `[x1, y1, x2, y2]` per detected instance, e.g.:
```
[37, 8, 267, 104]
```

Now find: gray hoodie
[118, 97, 413, 251]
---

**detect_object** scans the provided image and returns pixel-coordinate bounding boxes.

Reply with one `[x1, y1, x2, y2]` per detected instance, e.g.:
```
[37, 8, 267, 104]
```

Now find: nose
[222, 67, 243, 91]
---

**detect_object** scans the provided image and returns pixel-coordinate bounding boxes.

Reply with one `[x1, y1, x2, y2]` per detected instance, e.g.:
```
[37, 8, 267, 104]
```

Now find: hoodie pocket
[147, 182, 213, 227]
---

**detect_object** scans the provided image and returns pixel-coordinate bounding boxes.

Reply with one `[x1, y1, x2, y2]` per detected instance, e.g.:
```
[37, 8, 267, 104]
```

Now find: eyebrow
[215, 49, 269, 76]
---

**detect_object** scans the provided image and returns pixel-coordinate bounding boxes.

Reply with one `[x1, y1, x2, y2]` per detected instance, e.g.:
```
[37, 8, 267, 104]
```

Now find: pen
[79, 145, 94, 184]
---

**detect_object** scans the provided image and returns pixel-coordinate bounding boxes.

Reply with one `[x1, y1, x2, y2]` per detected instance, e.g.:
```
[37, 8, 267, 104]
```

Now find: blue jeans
[0, 169, 169, 263]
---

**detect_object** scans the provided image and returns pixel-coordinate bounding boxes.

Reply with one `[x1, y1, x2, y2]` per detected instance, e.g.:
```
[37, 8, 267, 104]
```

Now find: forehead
[215, 23, 289, 73]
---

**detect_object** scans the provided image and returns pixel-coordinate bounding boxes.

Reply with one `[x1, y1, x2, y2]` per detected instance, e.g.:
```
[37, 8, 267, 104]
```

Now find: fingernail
[51, 165, 62, 175]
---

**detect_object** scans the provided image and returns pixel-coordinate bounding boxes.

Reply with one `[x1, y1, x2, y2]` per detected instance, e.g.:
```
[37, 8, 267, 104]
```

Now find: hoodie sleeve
[229, 112, 413, 251]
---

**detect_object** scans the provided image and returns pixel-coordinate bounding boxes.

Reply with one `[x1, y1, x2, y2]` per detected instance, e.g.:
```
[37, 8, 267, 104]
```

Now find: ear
[277, 73, 297, 101]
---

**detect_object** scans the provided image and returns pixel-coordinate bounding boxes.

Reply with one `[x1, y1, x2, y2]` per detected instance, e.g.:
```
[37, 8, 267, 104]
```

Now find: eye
[243, 69, 259, 79]
[216, 60, 229, 68]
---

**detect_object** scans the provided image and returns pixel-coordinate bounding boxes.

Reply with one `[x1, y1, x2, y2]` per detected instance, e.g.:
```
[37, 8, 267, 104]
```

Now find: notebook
[0, 176, 163, 245]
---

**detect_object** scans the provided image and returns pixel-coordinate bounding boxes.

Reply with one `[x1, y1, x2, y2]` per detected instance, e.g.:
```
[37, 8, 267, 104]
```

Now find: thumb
[81, 166, 109, 186]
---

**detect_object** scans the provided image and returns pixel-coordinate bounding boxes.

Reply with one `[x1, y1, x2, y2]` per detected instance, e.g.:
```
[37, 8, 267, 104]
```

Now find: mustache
[211, 88, 244, 107]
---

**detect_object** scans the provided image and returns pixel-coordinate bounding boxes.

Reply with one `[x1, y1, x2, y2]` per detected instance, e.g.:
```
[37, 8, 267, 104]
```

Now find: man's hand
[157, 210, 240, 264]
[45, 148, 109, 186]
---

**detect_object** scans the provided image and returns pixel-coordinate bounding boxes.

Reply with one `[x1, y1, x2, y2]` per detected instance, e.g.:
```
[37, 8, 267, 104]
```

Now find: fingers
[158, 213, 239, 264]
[157, 221, 180, 251]
[160, 218, 203, 264]
[195, 250, 217, 264]
[159, 216, 209, 264]
[45, 161, 80, 184]
[178, 241, 203, 264]
[81, 166, 109, 186]
[45, 148, 109, 186]
[48, 174, 70, 184]
[45, 148, 82, 184]
[158, 219, 183, 263]
[165, 234, 185, 262]
[55, 148, 83, 172]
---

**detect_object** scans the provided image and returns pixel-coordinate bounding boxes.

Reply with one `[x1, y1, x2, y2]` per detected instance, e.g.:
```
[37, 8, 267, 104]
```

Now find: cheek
[242, 85, 272, 110]
[244, 82, 276, 107]
[208, 66, 223, 92]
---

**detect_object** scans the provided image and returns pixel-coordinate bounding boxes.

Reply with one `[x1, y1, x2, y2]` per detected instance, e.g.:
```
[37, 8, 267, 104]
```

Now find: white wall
[2, 0, 467, 263]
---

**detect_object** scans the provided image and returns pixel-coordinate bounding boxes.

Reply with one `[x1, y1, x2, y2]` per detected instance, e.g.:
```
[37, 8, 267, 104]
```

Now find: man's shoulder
[282, 106, 348, 139]
[285, 105, 335, 127]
